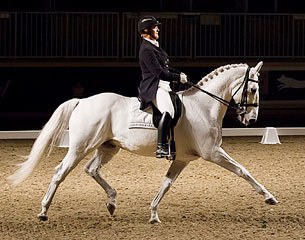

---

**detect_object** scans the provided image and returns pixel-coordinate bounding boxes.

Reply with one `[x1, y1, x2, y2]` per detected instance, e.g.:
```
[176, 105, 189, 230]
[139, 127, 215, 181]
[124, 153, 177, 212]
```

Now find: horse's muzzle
[248, 118, 257, 124]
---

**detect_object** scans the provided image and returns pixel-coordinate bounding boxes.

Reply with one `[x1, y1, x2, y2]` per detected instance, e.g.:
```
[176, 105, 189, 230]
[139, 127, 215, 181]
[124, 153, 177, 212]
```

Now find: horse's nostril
[249, 118, 257, 124]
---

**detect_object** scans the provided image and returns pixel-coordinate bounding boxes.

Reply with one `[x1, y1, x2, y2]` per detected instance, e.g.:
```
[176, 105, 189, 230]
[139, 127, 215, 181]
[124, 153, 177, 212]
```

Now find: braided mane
[184, 63, 248, 93]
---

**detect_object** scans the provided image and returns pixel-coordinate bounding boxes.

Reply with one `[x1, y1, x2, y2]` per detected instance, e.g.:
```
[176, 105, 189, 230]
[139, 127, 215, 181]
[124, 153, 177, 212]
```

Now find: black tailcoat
[138, 39, 181, 110]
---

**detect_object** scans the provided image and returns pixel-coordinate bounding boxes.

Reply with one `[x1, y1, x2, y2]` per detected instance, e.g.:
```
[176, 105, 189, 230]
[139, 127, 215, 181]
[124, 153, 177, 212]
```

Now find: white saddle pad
[129, 98, 156, 129]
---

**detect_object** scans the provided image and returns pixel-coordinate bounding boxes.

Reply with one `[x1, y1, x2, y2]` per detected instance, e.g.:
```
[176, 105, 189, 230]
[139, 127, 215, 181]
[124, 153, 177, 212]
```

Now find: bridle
[185, 67, 259, 114]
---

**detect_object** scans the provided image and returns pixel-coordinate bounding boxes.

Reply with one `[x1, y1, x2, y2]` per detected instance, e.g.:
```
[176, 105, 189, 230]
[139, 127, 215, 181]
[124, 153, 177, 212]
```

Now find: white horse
[8, 61, 278, 224]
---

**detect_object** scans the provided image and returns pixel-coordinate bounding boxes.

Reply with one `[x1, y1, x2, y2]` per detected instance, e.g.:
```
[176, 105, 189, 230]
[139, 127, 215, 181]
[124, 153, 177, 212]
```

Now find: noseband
[185, 66, 259, 113]
[232, 67, 259, 115]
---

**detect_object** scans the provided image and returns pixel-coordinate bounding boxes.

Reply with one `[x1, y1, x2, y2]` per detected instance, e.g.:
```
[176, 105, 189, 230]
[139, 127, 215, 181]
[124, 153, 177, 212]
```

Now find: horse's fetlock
[107, 189, 117, 199]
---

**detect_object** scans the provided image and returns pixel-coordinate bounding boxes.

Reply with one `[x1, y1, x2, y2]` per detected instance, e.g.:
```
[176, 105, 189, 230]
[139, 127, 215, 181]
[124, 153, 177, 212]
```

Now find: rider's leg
[155, 86, 175, 158]
[155, 83, 175, 118]
[156, 111, 172, 158]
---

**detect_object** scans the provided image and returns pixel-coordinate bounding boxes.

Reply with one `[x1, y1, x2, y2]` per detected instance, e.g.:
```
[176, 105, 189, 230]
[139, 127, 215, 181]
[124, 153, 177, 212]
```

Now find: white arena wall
[1, 128, 305, 139]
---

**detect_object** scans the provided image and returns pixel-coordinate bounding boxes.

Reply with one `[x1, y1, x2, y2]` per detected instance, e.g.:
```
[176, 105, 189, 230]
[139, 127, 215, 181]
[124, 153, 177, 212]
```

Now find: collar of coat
[143, 38, 159, 47]
[143, 39, 168, 58]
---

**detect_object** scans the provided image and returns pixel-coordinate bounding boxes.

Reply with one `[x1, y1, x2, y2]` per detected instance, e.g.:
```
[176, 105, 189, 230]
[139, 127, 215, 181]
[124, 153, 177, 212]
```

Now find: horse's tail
[7, 98, 80, 186]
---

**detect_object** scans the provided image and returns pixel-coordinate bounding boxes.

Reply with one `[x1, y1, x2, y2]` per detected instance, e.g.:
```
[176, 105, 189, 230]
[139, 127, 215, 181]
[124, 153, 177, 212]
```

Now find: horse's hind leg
[38, 150, 85, 221]
[84, 142, 120, 216]
[211, 147, 278, 205]
[150, 160, 188, 224]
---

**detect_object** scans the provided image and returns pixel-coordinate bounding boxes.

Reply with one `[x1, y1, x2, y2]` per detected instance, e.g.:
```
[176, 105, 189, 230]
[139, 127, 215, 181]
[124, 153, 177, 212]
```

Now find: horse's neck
[194, 65, 247, 98]
[182, 66, 246, 122]
[203, 66, 244, 88]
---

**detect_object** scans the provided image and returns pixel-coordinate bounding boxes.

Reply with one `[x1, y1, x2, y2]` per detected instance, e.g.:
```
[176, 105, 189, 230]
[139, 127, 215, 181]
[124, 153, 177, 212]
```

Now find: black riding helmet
[138, 16, 161, 34]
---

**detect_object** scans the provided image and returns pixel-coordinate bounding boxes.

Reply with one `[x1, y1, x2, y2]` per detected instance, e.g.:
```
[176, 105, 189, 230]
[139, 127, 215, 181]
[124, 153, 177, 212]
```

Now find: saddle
[129, 91, 182, 160]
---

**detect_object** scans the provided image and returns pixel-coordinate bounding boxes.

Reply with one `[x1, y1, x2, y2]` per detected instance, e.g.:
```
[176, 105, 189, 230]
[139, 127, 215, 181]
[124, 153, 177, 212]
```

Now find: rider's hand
[180, 73, 188, 84]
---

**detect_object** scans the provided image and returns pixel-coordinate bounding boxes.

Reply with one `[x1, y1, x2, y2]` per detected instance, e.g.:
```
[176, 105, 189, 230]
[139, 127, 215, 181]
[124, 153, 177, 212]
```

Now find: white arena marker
[260, 127, 281, 144]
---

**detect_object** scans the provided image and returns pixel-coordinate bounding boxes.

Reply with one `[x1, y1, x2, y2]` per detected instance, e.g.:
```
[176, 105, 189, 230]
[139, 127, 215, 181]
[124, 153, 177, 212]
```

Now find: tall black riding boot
[156, 112, 173, 158]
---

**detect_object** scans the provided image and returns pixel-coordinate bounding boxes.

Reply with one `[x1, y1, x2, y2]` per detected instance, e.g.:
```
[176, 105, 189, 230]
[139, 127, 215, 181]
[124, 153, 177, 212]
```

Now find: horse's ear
[253, 61, 263, 73]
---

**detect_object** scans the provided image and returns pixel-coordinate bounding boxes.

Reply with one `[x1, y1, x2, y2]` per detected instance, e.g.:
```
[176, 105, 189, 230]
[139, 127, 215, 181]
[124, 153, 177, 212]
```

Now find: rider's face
[150, 25, 159, 40]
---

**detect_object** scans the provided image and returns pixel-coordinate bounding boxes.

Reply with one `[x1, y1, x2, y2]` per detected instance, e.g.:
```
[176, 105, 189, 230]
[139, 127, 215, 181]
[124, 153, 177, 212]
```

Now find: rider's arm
[141, 48, 180, 83]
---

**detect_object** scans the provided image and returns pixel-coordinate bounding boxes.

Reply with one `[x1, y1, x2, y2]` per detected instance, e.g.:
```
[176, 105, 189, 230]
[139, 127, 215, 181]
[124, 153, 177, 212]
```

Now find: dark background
[0, 0, 305, 130]
[1, 0, 304, 13]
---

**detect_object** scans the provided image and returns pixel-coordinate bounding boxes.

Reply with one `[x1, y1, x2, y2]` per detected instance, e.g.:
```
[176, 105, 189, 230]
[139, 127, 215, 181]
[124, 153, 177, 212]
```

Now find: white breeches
[153, 80, 175, 118]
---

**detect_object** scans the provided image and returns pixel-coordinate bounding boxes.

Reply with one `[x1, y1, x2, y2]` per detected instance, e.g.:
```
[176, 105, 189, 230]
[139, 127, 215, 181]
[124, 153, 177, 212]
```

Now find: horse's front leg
[211, 147, 278, 205]
[149, 160, 188, 224]
[84, 143, 120, 216]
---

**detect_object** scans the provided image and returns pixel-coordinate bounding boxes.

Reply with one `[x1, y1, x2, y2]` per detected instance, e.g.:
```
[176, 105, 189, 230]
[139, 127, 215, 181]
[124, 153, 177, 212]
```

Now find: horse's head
[232, 61, 262, 126]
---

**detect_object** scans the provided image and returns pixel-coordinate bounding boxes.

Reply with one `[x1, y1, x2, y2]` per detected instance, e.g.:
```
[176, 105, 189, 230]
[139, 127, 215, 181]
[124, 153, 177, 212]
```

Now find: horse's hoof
[106, 203, 116, 216]
[37, 213, 48, 221]
[149, 217, 161, 224]
[265, 197, 278, 205]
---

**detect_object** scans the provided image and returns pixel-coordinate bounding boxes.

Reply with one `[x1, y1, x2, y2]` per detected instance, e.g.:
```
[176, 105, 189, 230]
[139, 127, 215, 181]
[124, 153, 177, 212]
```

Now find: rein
[185, 67, 259, 113]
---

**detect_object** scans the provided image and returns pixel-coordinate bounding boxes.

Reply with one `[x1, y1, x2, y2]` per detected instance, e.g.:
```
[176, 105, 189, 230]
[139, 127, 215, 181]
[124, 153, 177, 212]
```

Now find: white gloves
[180, 73, 188, 84]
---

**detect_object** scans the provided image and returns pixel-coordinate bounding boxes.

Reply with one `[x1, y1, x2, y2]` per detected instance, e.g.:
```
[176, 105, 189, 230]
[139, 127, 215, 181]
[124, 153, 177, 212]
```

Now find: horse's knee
[85, 168, 99, 177]
[84, 162, 100, 177]
[162, 178, 173, 192]
[239, 168, 251, 179]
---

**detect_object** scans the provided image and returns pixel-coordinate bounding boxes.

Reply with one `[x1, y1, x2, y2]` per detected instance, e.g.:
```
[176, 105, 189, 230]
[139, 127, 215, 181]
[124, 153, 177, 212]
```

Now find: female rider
[137, 16, 188, 158]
